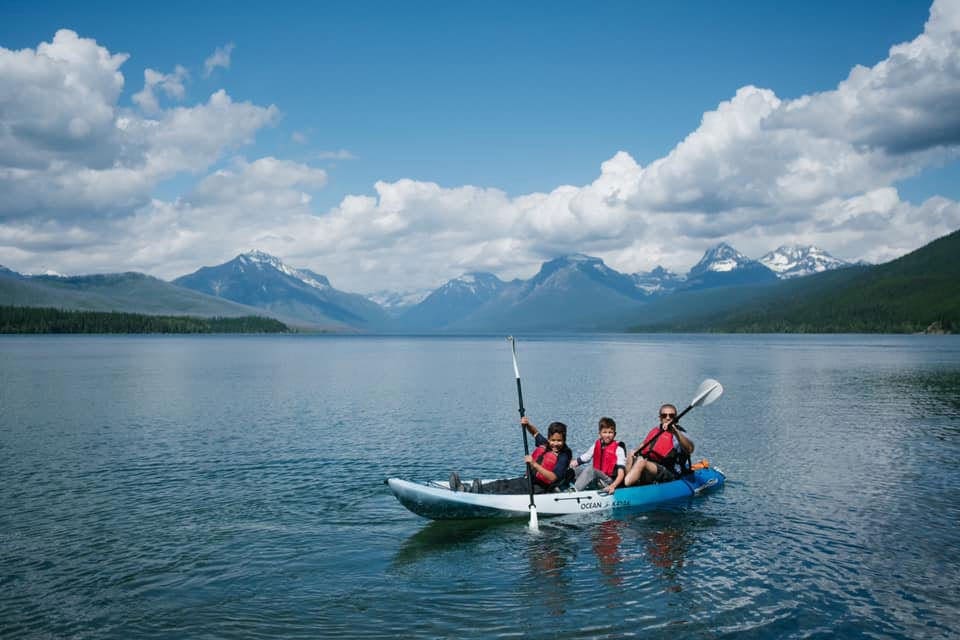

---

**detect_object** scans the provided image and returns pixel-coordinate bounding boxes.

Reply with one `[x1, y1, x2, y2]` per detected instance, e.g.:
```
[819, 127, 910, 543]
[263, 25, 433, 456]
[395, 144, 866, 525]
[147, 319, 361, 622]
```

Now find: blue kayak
[387, 466, 725, 520]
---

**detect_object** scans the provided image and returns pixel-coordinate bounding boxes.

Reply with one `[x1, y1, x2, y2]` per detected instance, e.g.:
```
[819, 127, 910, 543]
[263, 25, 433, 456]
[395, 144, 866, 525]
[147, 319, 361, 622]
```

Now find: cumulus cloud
[132, 65, 188, 114]
[0, 31, 277, 223]
[188, 156, 327, 208]
[0, 29, 127, 170]
[203, 43, 234, 77]
[772, 1, 960, 155]
[3, 2, 960, 293]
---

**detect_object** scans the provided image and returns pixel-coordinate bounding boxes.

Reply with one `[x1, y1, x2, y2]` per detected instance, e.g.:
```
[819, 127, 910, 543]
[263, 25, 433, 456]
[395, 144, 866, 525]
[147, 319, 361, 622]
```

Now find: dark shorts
[478, 477, 549, 494]
[649, 462, 678, 483]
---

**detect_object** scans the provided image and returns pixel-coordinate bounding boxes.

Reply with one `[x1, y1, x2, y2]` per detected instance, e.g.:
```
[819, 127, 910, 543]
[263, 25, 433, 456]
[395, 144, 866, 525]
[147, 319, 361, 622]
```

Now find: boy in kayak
[450, 417, 572, 494]
[623, 404, 694, 486]
[569, 417, 626, 493]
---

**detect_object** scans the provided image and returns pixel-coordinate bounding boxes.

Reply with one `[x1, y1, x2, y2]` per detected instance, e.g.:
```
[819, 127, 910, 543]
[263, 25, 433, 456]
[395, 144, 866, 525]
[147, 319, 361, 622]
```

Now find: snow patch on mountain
[440, 272, 503, 297]
[758, 245, 852, 278]
[689, 243, 753, 275]
[241, 250, 330, 290]
[366, 288, 431, 312]
[631, 266, 684, 294]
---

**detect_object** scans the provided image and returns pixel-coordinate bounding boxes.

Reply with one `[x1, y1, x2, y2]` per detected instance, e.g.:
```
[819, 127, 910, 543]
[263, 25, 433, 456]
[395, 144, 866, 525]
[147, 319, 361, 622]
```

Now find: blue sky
[1, 0, 958, 291]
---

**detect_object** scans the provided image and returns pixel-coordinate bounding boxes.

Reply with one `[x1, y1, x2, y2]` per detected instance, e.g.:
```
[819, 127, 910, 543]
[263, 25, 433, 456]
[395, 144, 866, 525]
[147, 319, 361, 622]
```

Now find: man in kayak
[623, 404, 694, 486]
[450, 417, 572, 494]
[569, 417, 626, 493]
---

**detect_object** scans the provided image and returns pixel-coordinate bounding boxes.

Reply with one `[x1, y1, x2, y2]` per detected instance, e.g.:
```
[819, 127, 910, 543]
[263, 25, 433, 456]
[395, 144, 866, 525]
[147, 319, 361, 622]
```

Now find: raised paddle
[675, 378, 724, 423]
[508, 336, 538, 531]
[634, 378, 724, 461]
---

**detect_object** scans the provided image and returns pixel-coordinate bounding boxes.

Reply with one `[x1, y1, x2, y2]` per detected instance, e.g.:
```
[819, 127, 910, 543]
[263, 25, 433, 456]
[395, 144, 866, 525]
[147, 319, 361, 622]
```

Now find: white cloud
[189, 156, 327, 208]
[0, 31, 278, 223]
[203, 43, 234, 77]
[0, 29, 127, 170]
[772, 0, 960, 155]
[132, 65, 188, 114]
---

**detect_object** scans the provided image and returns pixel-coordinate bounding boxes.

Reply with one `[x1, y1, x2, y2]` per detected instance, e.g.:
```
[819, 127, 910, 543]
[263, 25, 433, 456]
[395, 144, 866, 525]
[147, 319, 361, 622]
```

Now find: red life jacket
[639, 426, 676, 465]
[531, 445, 559, 486]
[592, 439, 623, 477]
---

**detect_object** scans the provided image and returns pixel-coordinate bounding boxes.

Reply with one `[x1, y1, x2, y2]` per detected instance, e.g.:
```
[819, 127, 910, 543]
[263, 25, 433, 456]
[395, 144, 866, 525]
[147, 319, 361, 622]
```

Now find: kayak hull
[387, 467, 725, 520]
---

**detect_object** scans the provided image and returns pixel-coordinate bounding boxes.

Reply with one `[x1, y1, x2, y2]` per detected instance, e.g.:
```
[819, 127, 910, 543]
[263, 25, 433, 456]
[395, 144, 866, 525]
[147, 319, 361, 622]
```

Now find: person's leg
[574, 466, 597, 491]
[625, 459, 658, 486]
[594, 470, 613, 488]
[650, 462, 676, 484]
[624, 458, 646, 486]
[480, 477, 530, 494]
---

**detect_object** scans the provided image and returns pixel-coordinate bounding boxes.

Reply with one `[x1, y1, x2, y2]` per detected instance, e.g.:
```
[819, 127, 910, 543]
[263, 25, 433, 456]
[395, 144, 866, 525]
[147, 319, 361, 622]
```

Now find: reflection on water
[392, 519, 517, 566]
[592, 519, 625, 587]
[527, 536, 572, 617]
[642, 519, 693, 593]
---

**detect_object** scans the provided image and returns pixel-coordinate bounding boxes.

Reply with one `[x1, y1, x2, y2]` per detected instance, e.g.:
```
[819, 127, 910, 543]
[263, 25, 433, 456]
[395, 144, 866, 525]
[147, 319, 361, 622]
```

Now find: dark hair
[547, 421, 567, 440]
[545, 421, 572, 459]
[598, 417, 616, 432]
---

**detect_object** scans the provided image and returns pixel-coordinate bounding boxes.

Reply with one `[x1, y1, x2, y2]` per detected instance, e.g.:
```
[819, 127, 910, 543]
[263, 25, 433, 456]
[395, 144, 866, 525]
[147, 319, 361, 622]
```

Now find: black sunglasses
[659, 412, 676, 419]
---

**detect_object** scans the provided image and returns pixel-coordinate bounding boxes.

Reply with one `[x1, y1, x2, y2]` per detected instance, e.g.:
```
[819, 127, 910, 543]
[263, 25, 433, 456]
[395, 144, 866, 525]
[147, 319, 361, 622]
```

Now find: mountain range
[5, 236, 951, 334]
[626, 229, 960, 334]
[172, 250, 391, 330]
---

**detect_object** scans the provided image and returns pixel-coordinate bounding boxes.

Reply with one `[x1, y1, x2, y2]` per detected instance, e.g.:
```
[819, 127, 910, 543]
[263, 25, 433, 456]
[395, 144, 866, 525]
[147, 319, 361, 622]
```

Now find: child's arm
[571, 444, 594, 468]
[603, 444, 629, 493]
[520, 416, 539, 438]
[604, 467, 626, 493]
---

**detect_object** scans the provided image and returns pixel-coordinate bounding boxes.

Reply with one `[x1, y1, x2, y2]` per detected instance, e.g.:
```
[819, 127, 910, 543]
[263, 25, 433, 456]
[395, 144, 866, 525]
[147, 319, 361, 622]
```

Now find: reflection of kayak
[387, 467, 725, 520]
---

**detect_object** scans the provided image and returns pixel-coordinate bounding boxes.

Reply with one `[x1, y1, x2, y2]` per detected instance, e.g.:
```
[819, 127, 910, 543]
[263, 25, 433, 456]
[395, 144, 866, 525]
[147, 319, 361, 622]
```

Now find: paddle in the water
[508, 336, 539, 531]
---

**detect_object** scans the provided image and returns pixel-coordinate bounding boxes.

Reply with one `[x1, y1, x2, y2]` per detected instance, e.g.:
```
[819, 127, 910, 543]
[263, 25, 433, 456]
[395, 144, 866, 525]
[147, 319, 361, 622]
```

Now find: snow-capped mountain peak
[239, 250, 329, 290]
[440, 271, 504, 297]
[689, 242, 752, 275]
[758, 245, 851, 279]
[631, 266, 684, 295]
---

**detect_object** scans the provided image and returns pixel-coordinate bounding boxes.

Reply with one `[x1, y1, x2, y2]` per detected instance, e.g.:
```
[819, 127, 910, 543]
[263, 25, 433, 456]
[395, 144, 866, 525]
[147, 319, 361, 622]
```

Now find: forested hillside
[629, 229, 960, 333]
[0, 306, 290, 334]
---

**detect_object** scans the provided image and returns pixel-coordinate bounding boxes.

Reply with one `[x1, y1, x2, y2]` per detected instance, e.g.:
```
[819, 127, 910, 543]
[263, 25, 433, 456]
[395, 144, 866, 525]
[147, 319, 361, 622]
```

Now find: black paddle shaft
[515, 378, 531, 455]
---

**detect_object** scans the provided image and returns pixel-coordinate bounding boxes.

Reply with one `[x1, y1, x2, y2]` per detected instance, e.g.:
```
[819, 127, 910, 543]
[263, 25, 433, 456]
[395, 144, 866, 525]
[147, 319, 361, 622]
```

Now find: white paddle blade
[509, 336, 521, 379]
[691, 378, 724, 408]
[529, 506, 539, 531]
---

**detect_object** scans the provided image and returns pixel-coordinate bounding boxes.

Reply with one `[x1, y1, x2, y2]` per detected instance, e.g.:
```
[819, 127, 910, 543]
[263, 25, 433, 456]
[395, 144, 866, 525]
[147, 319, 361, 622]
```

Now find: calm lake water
[1, 334, 959, 639]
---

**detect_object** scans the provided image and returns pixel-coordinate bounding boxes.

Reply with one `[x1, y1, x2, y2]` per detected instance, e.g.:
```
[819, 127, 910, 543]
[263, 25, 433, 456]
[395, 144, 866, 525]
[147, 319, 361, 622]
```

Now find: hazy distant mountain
[366, 288, 432, 317]
[173, 250, 391, 330]
[451, 254, 649, 331]
[0, 269, 282, 319]
[758, 245, 852, 279]
[5, 237, 912, 334]
[631, 266, 684, 295]
[397, 272, 506, 330]
[682, 242, 778, 290]
[0, 265, 23, 279]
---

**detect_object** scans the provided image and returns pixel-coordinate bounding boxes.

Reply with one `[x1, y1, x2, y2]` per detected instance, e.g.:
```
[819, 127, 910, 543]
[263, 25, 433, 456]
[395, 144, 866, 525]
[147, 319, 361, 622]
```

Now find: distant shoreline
[0, 306, 290, 334]
[1, 305, 953, 336]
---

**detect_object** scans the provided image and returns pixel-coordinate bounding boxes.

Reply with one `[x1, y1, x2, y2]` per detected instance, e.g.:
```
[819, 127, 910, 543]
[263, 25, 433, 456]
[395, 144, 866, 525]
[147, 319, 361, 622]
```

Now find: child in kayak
[569, 417, 627, 493]
[624, 404, 695, 486]
[450, 417, 572, 494]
